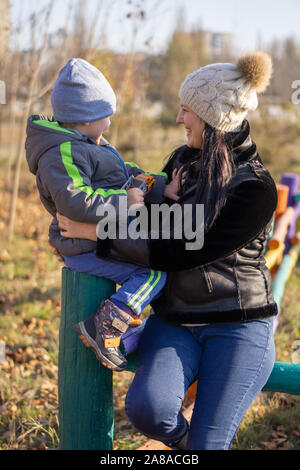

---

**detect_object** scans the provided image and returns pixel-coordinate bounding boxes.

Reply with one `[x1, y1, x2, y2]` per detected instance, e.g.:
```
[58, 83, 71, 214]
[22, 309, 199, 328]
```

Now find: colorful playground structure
[264, 173, 300, 332]
[58, 172, 300, 450]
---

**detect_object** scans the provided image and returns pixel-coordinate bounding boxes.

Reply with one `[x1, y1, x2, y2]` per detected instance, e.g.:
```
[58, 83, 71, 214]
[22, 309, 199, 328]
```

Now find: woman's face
[176, 103, 205, 149]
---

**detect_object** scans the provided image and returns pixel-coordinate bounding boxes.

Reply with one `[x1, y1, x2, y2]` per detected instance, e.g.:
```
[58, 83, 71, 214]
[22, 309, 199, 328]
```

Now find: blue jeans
[63, 251, 166, 316]
[125, 314, 275, 450]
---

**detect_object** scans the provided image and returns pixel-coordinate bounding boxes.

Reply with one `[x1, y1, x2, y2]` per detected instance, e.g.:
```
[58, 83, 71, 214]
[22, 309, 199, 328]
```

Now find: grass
[231, 265, 300, 450]
[0, 117, 300, 450]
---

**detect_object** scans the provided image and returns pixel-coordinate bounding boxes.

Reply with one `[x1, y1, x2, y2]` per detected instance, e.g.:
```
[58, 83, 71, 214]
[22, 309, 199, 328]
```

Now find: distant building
[202, 31, 233, 59]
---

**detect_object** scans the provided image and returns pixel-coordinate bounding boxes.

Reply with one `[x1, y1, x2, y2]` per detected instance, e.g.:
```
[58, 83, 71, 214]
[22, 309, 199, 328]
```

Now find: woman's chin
[186, 141, 200, 150]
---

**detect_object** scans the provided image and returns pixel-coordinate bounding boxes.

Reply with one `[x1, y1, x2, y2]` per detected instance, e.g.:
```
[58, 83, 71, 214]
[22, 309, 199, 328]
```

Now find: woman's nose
[176, 110, 183, 124]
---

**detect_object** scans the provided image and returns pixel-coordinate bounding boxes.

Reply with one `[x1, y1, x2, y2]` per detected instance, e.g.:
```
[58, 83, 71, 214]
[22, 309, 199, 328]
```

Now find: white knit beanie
[179, 51, 273, 132]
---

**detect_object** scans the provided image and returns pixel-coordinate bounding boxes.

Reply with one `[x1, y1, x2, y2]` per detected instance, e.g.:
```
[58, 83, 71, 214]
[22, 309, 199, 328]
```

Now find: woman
[56, 51, 278, 450]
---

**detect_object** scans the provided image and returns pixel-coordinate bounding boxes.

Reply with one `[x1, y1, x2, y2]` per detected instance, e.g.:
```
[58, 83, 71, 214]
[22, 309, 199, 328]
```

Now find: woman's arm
[57, 216, 98, 241]
[96, 178, 277, 271]
[149, 179, 277, 270]
[58, 177, 277, 271]
[56, 169, 186, 241]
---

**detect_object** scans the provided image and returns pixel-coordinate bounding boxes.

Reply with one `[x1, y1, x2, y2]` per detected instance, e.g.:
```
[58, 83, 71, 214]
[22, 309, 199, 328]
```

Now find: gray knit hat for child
[51, 58, 116, 123]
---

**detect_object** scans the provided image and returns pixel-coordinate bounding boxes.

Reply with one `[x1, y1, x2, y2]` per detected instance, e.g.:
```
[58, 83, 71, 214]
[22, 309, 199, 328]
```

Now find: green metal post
[58, 268, 116, 450]
[263, 362, 300, 395]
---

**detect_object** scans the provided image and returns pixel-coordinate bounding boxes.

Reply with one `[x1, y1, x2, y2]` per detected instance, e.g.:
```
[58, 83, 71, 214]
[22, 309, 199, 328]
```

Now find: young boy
[26, 58, 179, 372]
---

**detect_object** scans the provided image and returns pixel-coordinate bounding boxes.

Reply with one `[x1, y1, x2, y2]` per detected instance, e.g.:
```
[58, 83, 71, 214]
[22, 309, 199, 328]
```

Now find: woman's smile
[176, 103, 205, 149]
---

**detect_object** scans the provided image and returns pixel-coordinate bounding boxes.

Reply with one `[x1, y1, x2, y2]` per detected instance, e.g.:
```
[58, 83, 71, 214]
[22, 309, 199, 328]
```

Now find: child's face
[84, 117, 111, 144]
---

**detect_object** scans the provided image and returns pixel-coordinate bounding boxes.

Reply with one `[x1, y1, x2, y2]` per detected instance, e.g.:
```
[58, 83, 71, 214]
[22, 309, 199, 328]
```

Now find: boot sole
[74, 321, 127, 372]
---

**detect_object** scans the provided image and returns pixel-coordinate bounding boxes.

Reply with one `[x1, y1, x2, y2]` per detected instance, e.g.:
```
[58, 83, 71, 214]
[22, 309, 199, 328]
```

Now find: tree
[6, 0, 107, 240]
[0, 0, 10, 75]
[0, 0, 11, 151]
[7, 1, 56, 241]
[148, 11, 207, 126]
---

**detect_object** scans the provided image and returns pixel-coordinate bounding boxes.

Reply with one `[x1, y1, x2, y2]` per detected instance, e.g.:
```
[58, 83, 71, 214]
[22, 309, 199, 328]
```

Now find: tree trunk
[7, 0, 54, 240]
[7, 96, 33, 240]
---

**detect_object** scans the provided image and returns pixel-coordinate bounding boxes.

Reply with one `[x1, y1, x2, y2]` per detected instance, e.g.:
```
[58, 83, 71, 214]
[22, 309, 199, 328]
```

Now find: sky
[10, 0, 300, 55]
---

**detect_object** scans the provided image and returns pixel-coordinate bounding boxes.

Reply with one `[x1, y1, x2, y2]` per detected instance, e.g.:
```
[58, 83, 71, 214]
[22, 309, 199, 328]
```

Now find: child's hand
[127, 187, 145, 211]
[164, 167, 186, 201]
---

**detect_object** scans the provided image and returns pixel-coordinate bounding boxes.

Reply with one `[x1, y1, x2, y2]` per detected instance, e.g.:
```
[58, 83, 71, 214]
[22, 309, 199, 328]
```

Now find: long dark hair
[195, 123, 236, 232]
[167, 123, 236, 233]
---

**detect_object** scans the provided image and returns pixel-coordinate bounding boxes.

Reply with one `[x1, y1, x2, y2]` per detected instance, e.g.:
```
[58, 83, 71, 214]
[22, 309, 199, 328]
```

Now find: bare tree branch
[8, 0, 56, 240]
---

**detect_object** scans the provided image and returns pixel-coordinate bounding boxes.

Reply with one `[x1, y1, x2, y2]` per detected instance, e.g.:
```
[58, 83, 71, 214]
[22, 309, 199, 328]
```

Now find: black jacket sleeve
[96, 177, 277, 271]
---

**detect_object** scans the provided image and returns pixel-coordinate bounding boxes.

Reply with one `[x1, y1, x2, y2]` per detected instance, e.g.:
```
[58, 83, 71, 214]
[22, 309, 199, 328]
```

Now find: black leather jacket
[97, 122, 278, 325]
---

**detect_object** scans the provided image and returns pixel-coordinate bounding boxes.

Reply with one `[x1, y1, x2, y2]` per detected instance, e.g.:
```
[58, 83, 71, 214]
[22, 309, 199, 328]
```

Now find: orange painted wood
[268, 207, 294, 249]
[291, 231, 300, 245]
[275, 184, 289, 219]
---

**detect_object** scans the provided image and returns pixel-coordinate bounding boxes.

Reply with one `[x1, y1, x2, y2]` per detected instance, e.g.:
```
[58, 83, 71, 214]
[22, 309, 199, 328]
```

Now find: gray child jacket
[25, 116, 167, 256]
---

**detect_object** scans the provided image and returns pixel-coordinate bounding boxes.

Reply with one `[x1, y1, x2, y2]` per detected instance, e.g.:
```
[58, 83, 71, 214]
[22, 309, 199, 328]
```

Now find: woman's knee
[125, 384, 183, 439]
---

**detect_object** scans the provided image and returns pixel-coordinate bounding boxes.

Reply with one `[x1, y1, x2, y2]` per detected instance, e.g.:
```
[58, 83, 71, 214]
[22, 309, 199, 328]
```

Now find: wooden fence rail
[59, 268, 300, 450]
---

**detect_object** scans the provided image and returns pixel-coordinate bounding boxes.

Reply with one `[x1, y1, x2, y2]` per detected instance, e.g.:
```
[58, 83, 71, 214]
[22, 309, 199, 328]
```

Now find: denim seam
[223, 322, 272, 449]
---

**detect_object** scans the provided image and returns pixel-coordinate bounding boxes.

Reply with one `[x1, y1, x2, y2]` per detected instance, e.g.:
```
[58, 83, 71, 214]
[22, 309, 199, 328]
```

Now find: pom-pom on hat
[179, 51, 273, 132]
[51, 58, 116, 123]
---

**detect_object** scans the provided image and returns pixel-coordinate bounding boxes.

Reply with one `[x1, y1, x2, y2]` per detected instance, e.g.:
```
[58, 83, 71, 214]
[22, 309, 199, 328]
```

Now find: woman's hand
[164, 167, 186, 201]
[57, 213, 98, 241]
[48, 240, 65, 263]
[127, 187, 145, 211]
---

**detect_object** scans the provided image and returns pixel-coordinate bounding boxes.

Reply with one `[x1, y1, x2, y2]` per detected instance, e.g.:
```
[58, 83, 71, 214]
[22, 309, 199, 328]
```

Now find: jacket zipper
[201, 266, 213, 294]
[103, 145, 129, 179]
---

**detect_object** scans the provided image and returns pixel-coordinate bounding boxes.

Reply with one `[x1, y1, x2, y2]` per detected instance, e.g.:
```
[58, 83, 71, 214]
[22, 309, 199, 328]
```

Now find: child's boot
[74, 299, 141, 371]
